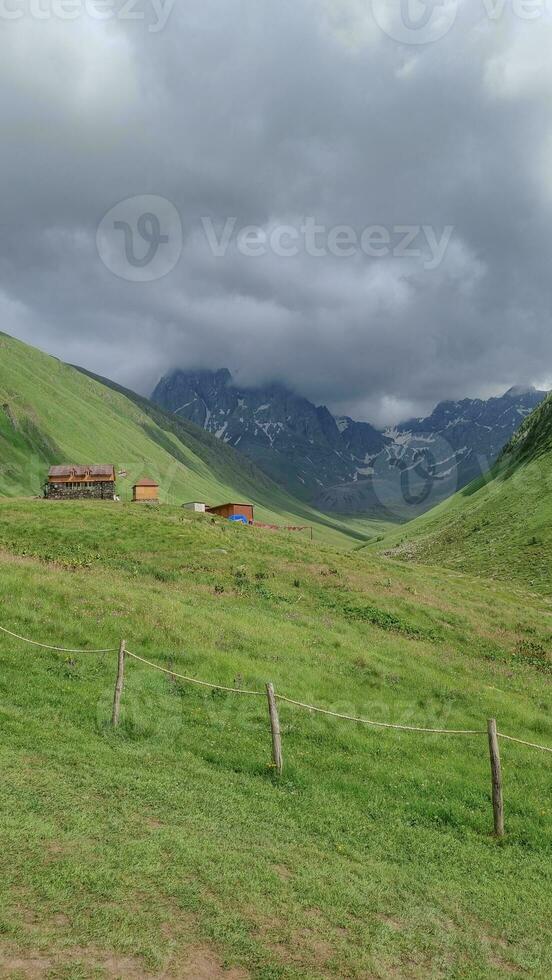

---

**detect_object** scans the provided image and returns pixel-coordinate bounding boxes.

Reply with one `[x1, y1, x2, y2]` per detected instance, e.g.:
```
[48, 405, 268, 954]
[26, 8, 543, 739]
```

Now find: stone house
[46, 465, 116, 500]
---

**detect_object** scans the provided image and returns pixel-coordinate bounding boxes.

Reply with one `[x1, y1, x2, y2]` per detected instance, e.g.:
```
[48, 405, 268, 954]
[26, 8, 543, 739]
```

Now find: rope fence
[0, 623, 117, 655]
[494, 732, 552, 754]
[2, 618, 552, 837]
[125, 650, 263, 697]
[274, 694, 486, 736]
[126, 651, 488, 734]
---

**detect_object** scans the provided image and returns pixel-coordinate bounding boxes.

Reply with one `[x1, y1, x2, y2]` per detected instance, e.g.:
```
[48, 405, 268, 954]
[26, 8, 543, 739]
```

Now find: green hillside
[0, 499, 551, 978]
[2, 334, 551, 977]
[366, 392, 552, 594]
[0, 332, 384, 548]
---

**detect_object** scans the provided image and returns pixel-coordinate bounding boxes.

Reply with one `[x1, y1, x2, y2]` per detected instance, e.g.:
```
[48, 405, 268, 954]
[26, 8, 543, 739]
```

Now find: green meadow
[0, 499, 551, 978]
[2, 334, 552, 977]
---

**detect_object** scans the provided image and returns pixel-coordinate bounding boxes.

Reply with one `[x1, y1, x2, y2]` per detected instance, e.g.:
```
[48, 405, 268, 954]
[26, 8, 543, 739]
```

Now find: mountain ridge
[152, 367, 547, 518]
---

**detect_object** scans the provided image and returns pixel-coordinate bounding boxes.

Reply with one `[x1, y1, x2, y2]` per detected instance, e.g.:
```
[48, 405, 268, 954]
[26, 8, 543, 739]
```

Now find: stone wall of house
[46, 482, 116, 501]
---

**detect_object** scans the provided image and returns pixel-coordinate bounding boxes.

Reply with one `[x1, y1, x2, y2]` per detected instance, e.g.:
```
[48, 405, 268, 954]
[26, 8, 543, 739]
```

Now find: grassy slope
[365, 393, 552, 594]
[0, 332, 385, 548]
[1, 499, 552, 978]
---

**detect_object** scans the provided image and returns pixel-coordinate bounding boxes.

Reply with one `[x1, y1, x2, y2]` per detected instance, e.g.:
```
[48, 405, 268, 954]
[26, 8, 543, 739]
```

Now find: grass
[0, 499, 551, 978]
[0, 332, 387, 549]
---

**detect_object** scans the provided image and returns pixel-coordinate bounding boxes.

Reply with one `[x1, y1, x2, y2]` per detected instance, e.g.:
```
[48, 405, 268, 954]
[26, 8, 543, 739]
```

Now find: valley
[0, 333, 383, 549]
[4, 2, 552, 976]
[1, 334, 552, 978]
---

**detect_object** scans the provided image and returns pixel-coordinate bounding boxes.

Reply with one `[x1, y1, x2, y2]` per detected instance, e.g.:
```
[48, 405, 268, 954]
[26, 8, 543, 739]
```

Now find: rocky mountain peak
[504, 384, 540, 399]
[152, 368, 548, 516]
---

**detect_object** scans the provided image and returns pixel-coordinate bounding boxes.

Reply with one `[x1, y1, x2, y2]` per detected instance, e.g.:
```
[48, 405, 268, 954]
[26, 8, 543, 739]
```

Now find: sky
[1, 0, 552, 426]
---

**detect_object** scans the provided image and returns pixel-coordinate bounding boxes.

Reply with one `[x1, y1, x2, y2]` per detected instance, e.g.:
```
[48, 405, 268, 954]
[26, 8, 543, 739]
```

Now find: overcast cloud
[1, 0, 552, 425]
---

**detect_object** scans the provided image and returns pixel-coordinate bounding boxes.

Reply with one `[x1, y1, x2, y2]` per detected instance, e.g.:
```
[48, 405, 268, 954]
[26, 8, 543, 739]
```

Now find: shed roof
[208, 502, 253, 509]
[133, 477, 159, 488]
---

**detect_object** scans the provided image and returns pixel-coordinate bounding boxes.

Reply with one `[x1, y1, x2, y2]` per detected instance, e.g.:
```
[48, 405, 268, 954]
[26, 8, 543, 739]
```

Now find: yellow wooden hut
[132, 477, 160, 503]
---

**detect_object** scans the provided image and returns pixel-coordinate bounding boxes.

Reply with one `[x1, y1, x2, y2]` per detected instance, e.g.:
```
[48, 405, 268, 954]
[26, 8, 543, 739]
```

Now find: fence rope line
[126, 650, 484, 736]
[125, 650, 263, 696]
[3, 625, 552, 754]
[497, 732, 552, 754]
[0, 624, 117, 655]
[275, 694, 486, 735]
[127, 652, 552, 750]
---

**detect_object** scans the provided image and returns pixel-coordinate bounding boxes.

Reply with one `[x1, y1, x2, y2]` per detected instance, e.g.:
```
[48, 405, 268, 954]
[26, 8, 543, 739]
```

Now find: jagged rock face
[152, 370, 547, 516]
[152, 369, 388, 499]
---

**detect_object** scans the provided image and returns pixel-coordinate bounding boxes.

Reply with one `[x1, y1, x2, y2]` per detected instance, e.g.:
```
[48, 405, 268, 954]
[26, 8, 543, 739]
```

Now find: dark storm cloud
[1, 0, 552, 425]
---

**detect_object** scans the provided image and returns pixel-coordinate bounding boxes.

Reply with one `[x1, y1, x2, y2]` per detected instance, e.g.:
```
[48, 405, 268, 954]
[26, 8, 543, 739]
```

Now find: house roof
[133, 477, 159, 488]
[48, 464, 115, 479]
[49, 465, 73, 478]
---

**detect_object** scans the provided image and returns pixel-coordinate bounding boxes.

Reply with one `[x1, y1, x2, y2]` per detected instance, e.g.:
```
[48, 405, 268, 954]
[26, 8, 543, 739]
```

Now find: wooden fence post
[266, 683, 283, 776]
[487, 718, 504, 837]
[111, 639, 126, 728]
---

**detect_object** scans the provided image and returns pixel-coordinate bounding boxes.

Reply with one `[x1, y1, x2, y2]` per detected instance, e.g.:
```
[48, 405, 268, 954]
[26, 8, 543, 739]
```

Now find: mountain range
[152, 369, 547, 518]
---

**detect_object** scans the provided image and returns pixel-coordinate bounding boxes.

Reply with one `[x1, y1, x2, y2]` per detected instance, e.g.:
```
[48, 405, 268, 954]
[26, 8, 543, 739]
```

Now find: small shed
[207, 502, 254, 524]
[46, 465, 116, 500]
[133, 477, 160, 503]
[183, 502, 207, 513]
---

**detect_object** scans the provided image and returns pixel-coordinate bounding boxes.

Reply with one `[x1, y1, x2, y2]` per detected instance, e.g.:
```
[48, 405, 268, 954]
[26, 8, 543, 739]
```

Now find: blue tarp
[228, 515, 248, 524]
